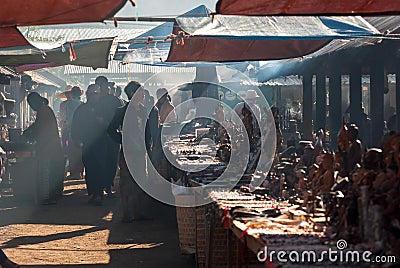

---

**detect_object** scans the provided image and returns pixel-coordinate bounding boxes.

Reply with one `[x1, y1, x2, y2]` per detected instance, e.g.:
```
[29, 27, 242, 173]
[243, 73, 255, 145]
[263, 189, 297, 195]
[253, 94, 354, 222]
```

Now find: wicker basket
[175, 194, 196, 255]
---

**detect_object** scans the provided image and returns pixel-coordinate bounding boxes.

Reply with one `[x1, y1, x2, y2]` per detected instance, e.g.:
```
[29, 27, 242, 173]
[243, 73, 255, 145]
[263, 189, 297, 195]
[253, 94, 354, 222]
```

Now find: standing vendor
[23, 92, 64, 204]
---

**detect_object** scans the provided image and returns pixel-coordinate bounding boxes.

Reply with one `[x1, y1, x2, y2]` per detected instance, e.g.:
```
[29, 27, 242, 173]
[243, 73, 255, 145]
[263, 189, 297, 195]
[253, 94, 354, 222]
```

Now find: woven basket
[175, 194, 196, 255]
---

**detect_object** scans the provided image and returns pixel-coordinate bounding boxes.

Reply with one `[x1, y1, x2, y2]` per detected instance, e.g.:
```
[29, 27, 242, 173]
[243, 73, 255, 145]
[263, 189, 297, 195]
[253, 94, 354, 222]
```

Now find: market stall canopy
[215, 0, 400, 16]
[0, 38, 114, 72]
[119, 5, 210, 63]
[166, 15, 382, 62]
[0, 0, 129, 27]
[0, 0, 130, 69]
[19, 21, 148, 51]
[0, 28, 31, 48]
[116, 22, 173, 62]
[255, 16, 400, 82]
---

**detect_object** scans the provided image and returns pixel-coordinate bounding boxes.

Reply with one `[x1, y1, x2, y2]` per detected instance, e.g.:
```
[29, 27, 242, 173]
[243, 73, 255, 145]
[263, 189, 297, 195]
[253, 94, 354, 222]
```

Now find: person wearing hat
[71, 84, 105, 205]
[23, 92, 64, 204]
[155, 88, 176, 124]
[108, 81, 151, 221]
[65, 86, 83, 180]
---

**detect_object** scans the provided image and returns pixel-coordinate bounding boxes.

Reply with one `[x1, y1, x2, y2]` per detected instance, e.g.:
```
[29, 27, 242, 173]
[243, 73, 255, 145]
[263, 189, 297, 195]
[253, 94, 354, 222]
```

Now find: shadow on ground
[0, 178, 195, 268]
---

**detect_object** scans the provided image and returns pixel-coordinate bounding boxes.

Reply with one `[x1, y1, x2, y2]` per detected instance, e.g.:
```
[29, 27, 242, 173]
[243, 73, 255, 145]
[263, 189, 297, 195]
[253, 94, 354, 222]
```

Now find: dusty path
[0, 178, 195, 267]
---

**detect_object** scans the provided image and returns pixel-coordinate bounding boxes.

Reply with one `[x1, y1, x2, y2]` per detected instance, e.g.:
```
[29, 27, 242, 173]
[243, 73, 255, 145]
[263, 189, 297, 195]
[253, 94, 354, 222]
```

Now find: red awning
[166, 37, 330, 62]
[216, 0, 400, 16]
[0, 0, 130, 69]
[0, 28, 30, 48]
[0, 0, 129, 27]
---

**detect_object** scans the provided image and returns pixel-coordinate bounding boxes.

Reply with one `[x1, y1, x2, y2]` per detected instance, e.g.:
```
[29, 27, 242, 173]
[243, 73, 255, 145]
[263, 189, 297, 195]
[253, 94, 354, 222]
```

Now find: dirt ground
[0, 178, 195, 268]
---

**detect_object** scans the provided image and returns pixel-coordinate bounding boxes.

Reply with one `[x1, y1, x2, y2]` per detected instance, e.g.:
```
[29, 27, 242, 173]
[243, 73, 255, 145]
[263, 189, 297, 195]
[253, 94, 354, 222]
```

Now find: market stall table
[207, 190, 331, 267]
[164, 137, 227, 185]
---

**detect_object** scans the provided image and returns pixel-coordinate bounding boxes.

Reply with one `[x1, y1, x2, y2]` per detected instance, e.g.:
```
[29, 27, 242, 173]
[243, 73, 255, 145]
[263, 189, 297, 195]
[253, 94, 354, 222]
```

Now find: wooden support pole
[329, 71, 342, 150]
[349, 66, 362, 127]
[370, 61, 385, 147]
[302, 73, 313, 140]
[349, 65, 370, 145]
[315, 73, 326, 132]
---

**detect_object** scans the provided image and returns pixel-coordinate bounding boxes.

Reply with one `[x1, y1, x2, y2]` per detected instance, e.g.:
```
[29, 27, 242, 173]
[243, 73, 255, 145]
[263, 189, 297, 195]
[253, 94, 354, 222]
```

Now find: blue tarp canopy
[117, 5, 383, 63]
[167, 14, 382, 62]
[175, 16, 381, 40]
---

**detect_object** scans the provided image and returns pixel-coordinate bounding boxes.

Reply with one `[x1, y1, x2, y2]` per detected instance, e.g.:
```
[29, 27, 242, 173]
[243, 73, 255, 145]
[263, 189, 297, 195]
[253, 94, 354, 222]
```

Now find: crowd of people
[20, 76, 177, 222]
[0, 77, 180, 265]
[20, 77, 275, 216]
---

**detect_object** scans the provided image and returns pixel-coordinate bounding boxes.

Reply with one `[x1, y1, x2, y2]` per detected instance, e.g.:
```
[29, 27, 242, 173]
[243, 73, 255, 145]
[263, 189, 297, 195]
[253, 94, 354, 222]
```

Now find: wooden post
[370, 61, 385, 147]
[350, 65, 370, 145]
[315, 73, 326, 132]
[349, 66, 362, 127]
[302, 73, 313, 140]
[329, 71, 342, 150]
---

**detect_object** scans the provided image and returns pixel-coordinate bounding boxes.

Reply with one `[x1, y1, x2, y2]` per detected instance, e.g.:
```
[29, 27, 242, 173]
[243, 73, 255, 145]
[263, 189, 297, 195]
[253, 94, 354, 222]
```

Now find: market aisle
[0, 178, 195, 267]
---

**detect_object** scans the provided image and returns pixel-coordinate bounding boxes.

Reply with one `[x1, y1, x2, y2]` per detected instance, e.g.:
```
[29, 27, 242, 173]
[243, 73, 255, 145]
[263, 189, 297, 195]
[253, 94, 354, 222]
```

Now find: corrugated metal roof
[18, 22, 152, 44]
[365, 16, 400, 33]
[241, 76, 302, 86]
[263, 76, 302, 86]
[303, 16, 400, 59]
[0, 66, 18, 76]
[64, 60, 195, 75]
[25, 69, 66, 88]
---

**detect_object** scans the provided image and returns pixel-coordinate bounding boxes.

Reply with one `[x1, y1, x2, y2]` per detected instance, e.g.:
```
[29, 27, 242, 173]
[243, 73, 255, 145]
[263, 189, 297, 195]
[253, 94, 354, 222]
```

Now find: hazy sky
[117, 0, 217, 17]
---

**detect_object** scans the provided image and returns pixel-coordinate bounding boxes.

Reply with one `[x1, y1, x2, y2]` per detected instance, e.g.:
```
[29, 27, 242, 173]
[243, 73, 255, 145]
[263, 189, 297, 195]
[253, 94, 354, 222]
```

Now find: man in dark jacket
[94, 76, 124, 196]
[71, 84, 104, 205]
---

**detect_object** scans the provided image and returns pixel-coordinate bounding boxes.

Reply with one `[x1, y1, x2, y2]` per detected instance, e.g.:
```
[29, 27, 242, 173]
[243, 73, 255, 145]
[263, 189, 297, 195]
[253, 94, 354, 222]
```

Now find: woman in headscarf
[23, 92, 64, 204]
